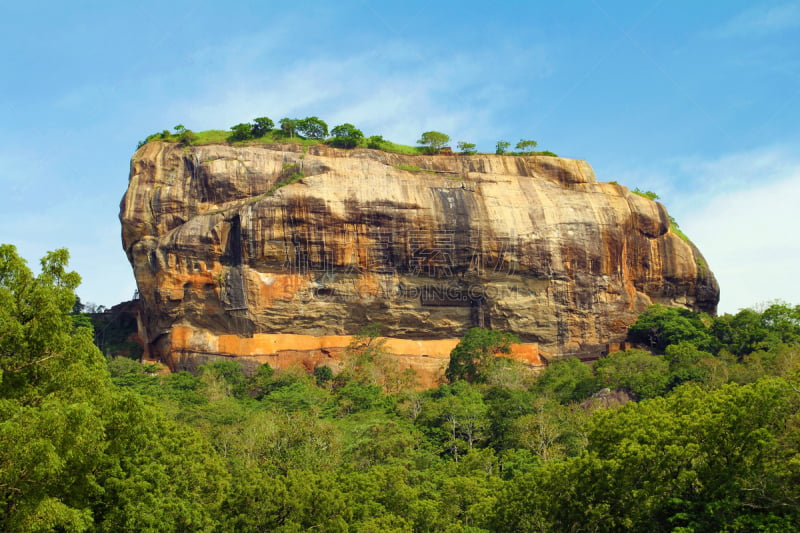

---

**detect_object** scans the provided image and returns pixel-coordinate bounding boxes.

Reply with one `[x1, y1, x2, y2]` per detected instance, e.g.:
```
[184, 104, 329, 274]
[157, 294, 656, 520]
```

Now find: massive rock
[120, 141, 718, 382]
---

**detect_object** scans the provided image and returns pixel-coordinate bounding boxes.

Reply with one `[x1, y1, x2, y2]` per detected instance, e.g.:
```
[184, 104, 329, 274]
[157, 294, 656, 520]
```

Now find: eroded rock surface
[120, 141, 718, 380]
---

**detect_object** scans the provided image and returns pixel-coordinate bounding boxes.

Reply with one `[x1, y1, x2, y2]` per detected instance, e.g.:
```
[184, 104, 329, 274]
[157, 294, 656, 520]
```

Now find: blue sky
[1, 0, 798, 314]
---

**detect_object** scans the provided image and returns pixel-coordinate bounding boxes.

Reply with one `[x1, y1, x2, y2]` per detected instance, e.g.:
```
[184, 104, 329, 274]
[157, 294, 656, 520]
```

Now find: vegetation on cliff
[2, 244, 800, 531]
[137, 117, 558, 157]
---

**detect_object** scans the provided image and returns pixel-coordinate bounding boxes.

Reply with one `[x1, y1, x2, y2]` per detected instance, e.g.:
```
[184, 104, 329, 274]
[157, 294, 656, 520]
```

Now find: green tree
[279, 117, 298, 138]
[419, 381, 489, 460]
[296, 116, 329, 139]
[199, 359, 247, 398]
[417, 131, 450, 154]
[482, 386, 537, 451]
[495, 140, 510, 154]
[456, 141, 477, 155]
[446, 328, 519, 383]
[628, 304, 716, 353]
[632, 187, 660, 200]
[172, 124, 196, 144]
[0, 245, 102, 401]
[515, 139, 538, 154]
[314, 364, 334, 385]
[713, 303, 800, 357]
[533, 357, 599, 403]
[366, 135, 385, 149]
[0, 245, 230, 531]
[594, 349, 670, 400]
[251, 116, 274, 137]
[495, 378, 800, 531]
[664, 341, 713, 389]
[330, 123, 364, 148]
[228, 122, 253, 142]
[512, 399, 569, 462]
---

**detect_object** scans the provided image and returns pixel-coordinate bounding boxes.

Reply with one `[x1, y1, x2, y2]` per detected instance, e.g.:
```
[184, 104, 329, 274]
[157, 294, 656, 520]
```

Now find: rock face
[120, 141, 718, 381]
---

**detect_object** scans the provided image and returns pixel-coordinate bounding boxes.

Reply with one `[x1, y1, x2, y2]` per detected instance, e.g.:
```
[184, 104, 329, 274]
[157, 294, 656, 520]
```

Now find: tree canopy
[457, 141, 477, 155]
[251, 116, 274, 137]
[5, 242, 800, 531]
[495, 140, 510, 154]
[279, 117, 297, 137]
[446, 328, 519, 383]
[295, 116, 328, 139]
[515, 139, 538, 154]
[417, 131, 450, 154]
[329, 123, 364, 148]
[0, 245, 229, 531]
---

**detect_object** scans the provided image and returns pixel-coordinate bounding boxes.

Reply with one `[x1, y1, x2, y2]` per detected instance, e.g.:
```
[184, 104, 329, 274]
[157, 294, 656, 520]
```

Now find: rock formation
[120, 141, 718, 383]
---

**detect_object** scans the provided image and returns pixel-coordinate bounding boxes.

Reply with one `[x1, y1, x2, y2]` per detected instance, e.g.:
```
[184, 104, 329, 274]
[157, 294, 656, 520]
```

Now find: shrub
[515, 139, 538, 154]
[366, 135, 385, 149]
[251, 117, 274, 137]
[329, 123, 364, 149]
[446, 328, 519, 383]
[228, 123, 253, 142]
[457, 141, 477, 155]
[417, 131, 450, 154]
[296, 116, 328, 139]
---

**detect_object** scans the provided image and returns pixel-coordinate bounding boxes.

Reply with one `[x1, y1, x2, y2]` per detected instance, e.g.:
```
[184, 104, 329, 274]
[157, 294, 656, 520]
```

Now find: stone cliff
[120, 141, 718, 383]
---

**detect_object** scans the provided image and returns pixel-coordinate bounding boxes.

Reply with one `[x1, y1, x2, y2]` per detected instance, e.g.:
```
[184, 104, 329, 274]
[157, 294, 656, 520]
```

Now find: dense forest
[2, 244, 800, 532]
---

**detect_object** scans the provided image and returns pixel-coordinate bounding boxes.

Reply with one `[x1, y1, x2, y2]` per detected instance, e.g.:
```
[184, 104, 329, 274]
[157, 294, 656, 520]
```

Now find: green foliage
[251, 116, 274, 137]
[393, 163, 425, 173]
[713, 302, 800, 357]
[378, 139, 424, 154]
[263, 163, 306, 196]
[186, 129, 230, 144]
[631, 187, 660, 200]
[628, 304, 716, 353]
[279, 117, 297, 137]
[314, 364, 334, 385]
[418, 381, 490, 460]
[446, 328, 519, 383]
[366, 135, 385, 149]
[329, 122, 364, 148]
[664, 341, 713, 389]
[417, 131, 450, 154]
[139, 120, 562, 159]
[173, 124, 197, 144]
[0, 245, 229, 531]
[668, 214, 694, 244]
[199, 359, 247, 398]
[0, 245, 100, 401]
[456, 141, 477, 155]
[495, 378, 800, 531]
[594, 349, 670, 399]
[228, 122, 254, 142]
[8, 242, 800, 531]
[533, 357, 599, 403]
[515, 139, 538, 154]
[295, 116, 328, 139]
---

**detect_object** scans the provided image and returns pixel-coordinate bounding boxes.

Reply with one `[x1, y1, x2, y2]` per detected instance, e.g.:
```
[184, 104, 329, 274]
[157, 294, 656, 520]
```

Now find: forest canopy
[2, 244, 800, 532]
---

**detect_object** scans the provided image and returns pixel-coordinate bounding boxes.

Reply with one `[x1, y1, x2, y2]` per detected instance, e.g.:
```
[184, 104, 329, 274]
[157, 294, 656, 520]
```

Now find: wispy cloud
[710, 2, 800, 38]
[675, 146, 800, 313]
[171, 33, 550, 148]
[600, 144, 800, 314]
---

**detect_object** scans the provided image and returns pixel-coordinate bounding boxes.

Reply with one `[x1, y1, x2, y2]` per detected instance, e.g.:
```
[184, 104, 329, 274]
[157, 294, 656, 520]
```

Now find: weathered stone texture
[120, 141, 718, 378]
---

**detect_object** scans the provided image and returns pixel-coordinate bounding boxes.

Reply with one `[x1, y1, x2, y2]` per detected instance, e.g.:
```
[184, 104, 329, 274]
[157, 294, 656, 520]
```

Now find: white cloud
[679, 152, 800, 314]
[710, 2, 800, 38]
[172, 33, 548, 148]
[603, 145, 800, 315]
